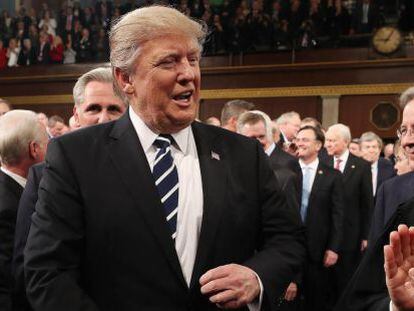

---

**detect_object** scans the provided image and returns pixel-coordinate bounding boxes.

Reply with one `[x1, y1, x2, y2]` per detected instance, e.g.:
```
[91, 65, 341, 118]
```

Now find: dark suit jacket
[335, 197, 414, 311]
[376, 157, 396, 195]
[304, 162, 345, 263]
[368, 171, 414, 243]
[325, 153, 373, 251]
[24, 113, 306, 311]
[0, 170, 23, 311]
[269, 145, 302, 202]
[351, 1, 379, 33]
[12, 163, 45, 311]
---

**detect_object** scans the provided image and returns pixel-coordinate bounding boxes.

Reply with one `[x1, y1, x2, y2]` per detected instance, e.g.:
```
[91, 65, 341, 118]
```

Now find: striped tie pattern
[153, 135, 179, 239]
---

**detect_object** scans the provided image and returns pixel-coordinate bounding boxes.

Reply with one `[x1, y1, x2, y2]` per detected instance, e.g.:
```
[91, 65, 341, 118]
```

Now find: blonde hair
[0, 110, 47, 166]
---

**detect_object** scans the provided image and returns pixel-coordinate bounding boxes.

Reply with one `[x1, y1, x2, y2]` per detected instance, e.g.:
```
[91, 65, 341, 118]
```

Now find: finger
[384, 245, 398, 279]
[200, 265, 232, 286]
[200, 275, 231, 295]
[399, 225, 411, 260]
[209, 289, 237, 305]
[390, 231, 403, 266]
[409, 227, 414, 256]
[409, 268, 414, 283]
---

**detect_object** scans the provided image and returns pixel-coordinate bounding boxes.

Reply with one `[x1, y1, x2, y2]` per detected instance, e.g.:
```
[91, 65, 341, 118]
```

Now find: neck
[2, 164, 28, 178]
[301, 154, 317, 165]
[335, 149, 348, 158]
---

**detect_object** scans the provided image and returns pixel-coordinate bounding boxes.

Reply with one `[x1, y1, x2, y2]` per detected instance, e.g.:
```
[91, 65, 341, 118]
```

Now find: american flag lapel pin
[318, 170, 323, 175]
[211, 151, 220, 161]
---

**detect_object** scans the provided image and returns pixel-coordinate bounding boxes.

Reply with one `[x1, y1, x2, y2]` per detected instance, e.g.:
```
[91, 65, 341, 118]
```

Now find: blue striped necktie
[153, 135, 179, 240]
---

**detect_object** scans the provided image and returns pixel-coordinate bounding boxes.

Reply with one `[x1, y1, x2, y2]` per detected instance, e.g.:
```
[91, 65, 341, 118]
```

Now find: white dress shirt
[371, 160, 378, 196]
[129, 107, 262, 310]
[1, 166, 27, 188]
[334, 149, 350, 173]
[265, 142, 276, 156]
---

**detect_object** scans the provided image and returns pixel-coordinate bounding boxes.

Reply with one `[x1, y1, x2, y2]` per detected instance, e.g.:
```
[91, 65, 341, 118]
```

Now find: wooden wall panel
[339, 94, 401, 139]
[199, 97, 321, 122]
[16, 103, 74, 123]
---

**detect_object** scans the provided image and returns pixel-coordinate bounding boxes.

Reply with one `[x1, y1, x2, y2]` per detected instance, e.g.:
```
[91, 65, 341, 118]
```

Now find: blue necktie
[300, 166, 311, 222]
[153, 135, 179, 239]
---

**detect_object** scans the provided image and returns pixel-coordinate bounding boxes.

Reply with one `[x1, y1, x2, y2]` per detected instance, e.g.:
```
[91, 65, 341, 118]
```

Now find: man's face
[281, 116, 301, 141]
[49, 121, 68, 137]
[295, 129, 321, 161]
[349, 142, 361, 157]
[401, 101, 414, 163]
[0, 102, 10, 116]
[239, 120, 269, 150]
[325, 129, 348, 156]
[126, 34, 201, 134]
[74, 81, 126, 127]
[360, 140, 381, 163]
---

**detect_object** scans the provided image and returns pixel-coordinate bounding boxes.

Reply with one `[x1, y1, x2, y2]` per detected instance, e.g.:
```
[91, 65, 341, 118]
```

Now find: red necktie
[335, 158, 342, 171]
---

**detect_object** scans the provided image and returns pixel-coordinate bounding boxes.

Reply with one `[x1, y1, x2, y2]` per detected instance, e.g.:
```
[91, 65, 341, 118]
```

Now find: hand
[200, 264, 260, 309]
[361, 240, 368, 252]
[284, 282, 298, 301]
[384, 225, 414, 311]
[323, 250, 339, 267]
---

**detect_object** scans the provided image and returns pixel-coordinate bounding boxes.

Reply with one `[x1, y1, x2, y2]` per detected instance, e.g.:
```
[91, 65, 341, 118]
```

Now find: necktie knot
[154, 134, 173, 150]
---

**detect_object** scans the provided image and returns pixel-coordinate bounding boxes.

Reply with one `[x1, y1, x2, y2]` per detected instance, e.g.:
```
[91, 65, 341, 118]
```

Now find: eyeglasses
[397, 126, 414, 138]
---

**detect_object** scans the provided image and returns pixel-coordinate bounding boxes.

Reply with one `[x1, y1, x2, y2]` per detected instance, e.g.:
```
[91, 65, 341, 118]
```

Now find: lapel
[106, 112, 187, 288]
[189, 122, 227, 289]
[342, 153, 356, 183]
[308, 163, 324, 208]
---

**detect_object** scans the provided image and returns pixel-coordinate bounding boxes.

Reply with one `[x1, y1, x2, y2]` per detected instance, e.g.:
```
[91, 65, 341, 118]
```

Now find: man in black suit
[359, 131, 396, 199]
[12, 67, 126, 311]
[24, 6, 306, 311]
[220, 99, 255, 132]
[275, 111, 301, 151]
[0, 110, 48, 311]
[237, 110, 300, 211]
[351, 0, 379, 34]
[283, 126, 344, 311]
[324, 123, 373, 297]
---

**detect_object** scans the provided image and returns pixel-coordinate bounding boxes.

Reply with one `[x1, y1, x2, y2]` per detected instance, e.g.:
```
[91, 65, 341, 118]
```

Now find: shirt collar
[129, 106, 190, 154]
[1, 167, 26, 188]
[372, 160, 378, 170]
[265, 142, 276, 156]
[299, 157, 319, 170]
[335, 149, 350, 163]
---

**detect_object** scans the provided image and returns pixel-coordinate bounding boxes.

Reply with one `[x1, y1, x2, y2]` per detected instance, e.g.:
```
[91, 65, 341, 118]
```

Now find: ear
[73, 106, 80, 125]
[28, 141, 39, 160]
[114, 67, 134, 95]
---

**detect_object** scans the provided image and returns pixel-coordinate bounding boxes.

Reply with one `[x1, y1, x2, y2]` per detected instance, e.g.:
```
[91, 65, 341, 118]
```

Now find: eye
[188, 56, 199, 66]
[84, 104, 102, 113]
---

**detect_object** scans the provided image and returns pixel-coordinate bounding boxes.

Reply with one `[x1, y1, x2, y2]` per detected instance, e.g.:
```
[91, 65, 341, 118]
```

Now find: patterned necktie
[300, 166, 311, 222]
[153, 135, 179, 240]
[334, 158, 342, 171]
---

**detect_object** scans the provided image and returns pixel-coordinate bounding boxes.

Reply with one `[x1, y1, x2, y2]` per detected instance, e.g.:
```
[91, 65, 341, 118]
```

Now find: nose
[98, 110, 110, 124]
[177, 59, 195, 84]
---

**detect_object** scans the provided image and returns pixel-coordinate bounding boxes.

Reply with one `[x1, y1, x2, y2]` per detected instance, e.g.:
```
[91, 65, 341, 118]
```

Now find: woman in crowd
[6, 38, 20, 67]
[38, 10, 57, 37]
[49, 35, 64, 64]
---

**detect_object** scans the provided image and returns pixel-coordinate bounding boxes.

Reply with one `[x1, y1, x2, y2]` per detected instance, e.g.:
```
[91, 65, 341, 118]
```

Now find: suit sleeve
[360, 162, 374, 240]
[244, 142, 306, 310]
[24, 139, 99, 311]
[328, 171, 345, 253]
[0, 194, 18, 311]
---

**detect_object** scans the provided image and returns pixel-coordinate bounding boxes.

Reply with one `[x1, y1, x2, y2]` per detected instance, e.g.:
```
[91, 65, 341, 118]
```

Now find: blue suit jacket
[368, 171, 414, 243]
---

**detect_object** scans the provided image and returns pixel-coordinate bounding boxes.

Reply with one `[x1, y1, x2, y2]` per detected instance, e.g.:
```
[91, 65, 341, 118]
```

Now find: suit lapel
[342, 154, 356, 183]
[189, 122, 227, 289]
[308, 163, 324, 208]
[106, 112, 187, 288]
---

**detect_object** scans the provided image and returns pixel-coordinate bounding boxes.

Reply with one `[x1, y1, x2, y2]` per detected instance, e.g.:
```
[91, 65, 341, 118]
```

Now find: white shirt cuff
[247, 271, 264, 311]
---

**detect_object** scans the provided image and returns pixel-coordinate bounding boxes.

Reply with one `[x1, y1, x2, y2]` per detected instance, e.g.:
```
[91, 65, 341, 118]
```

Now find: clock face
[372, 26, 402, 54]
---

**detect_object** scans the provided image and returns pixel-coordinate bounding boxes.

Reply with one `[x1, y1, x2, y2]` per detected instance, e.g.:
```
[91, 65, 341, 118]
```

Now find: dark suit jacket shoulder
[368, 172, 414, 243]
[376, 157, 396, 193]
[24, 114, 306, 311]
[0, 170, 23, 311]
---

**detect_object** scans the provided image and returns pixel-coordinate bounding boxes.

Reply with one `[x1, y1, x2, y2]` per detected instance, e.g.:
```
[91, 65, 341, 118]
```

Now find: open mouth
[405, 143, 414, 153]
[173, 91, 193, 103]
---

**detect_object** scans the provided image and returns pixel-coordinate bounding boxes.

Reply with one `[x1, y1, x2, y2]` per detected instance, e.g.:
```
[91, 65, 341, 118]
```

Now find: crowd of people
[1, 4, 414, 311]
[0, 0, 413, 69]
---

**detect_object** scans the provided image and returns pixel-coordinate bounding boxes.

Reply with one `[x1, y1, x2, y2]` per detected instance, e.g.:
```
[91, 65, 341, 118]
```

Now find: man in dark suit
[275, 111, 301, 152]
[12, 67, 126, 311]
[369, 172, 414, 244]
[324, 123, 373, 297]
[24, 6, 306, 311]
[359, 131, 396, 199]
[220, 99, 255, 132]
[351, 0, 379, 34]
[283, 126, 344, 311]
[0, 110, 48, 311]
[237, 110, 300, 212]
